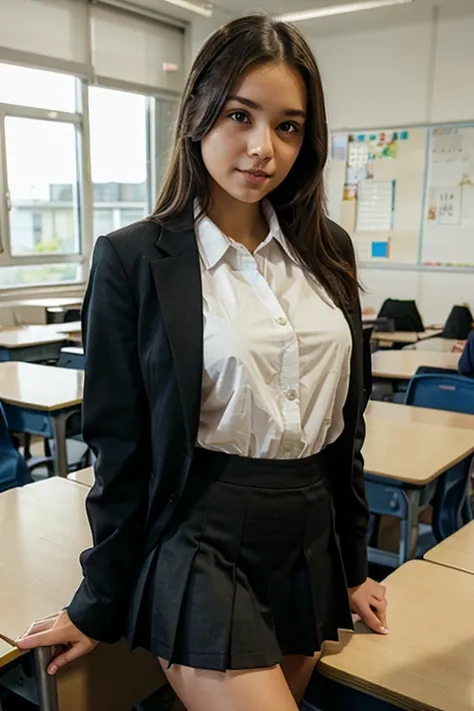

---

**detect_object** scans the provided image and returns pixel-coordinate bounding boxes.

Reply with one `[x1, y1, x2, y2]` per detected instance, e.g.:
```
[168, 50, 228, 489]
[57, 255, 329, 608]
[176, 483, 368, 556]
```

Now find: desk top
[404, 337, 458, 353]
[371, 328, 443, 344]
[0, 362, 83, 411]
[6, 297, 83, 309]
[366, 400, 474, 431]
[0, 325, 66, 349]
[372, 350, 460, 380]
[320, 560, 474, 711]
[0, 637, 21, 667]
[424, 521, 474, 575]
[363, 410, 474, 484]
[67, 467, 94, 487]
[0, 478, 90, 643]
[54, 321, 82, 335]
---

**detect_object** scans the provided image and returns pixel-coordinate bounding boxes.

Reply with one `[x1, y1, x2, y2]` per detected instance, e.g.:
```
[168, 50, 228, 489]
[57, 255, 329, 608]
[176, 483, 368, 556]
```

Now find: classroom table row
[2, 360, 473, 568]
[0, 321, 82, 362]
[2, 474, 474, 711]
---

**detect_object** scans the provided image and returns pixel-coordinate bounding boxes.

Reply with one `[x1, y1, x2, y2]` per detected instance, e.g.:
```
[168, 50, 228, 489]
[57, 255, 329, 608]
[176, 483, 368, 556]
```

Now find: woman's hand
[15, 610, 98, 675]
[348, 578, 388, 635]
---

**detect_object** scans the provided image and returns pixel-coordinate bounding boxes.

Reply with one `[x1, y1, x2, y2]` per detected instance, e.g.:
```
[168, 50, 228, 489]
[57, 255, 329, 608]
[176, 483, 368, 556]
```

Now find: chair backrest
[442, 305, 474, 340]
[0, 402, 32, 492]
[378, 298, 424, 332]
[405, 373, 474, 415]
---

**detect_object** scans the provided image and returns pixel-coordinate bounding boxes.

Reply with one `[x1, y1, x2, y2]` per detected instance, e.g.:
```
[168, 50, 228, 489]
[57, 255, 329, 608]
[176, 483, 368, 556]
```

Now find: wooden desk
[404, 337, 458, 353]
[0, 362, 83, 477]
[0, 325, 67, 362]
[372, 350, 460, 381]
[67, 467, 94, 487]
[0, 478, 165, 710]
[0, 637, 21, 667]
[366, 400, 474, 431]
[313, 561, 474, 711]
[364, 409, 474, 485]
[9, 298, 83, 310]
[371, 328, 442, 346]
[424, 520, 474, 575]
[363, 405, 474, 566]
[59, 346, 84, 370]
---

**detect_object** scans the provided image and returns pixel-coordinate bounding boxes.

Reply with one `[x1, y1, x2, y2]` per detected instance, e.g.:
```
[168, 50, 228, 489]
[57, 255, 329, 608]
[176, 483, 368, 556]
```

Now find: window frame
[0, 63, 180, 291]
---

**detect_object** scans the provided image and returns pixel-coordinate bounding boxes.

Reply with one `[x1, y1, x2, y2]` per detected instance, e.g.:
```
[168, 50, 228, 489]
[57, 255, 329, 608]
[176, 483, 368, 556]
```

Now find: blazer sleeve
[67, 236, 151, 643]
[459, 332, 474, 378]
[331, 224, 370, 589]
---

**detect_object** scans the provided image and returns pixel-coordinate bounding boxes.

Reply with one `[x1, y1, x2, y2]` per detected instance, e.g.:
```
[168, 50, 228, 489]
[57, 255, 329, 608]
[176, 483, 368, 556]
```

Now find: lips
[239, 169, 271, 178]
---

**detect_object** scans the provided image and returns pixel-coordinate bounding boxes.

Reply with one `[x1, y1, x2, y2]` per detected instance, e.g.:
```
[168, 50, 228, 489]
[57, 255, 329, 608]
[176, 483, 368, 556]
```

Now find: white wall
[310, 4, 474, 324]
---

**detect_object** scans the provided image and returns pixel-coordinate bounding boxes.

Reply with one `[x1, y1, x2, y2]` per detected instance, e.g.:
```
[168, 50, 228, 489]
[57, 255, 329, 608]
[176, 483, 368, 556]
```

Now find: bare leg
[280, 652, 322, 705]
[159, 658, 299, 711]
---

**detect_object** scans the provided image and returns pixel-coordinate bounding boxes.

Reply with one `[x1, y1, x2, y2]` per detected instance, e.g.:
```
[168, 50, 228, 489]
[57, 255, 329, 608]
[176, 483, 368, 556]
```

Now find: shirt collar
[194, 199, 300, 271]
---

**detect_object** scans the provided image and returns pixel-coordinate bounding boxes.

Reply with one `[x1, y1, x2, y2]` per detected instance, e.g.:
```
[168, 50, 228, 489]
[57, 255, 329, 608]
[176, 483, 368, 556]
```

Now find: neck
[205, 181, 268, 252]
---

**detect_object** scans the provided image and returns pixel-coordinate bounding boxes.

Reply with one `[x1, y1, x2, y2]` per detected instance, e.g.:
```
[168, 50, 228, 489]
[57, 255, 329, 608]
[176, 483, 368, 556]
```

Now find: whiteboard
[327, 122, 474, 271]
[421, 125, 474, 268]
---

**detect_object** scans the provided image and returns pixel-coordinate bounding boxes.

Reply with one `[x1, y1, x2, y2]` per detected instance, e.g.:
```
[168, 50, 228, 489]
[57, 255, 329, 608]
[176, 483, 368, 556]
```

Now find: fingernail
[380, 626, 389, 635]
[48, 666, 57, 675]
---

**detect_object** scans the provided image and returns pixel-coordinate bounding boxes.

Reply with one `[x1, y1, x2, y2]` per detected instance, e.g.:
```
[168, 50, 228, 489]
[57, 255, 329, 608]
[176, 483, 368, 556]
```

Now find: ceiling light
[162, 0, 213, 16]
[276, 0, 414, 24]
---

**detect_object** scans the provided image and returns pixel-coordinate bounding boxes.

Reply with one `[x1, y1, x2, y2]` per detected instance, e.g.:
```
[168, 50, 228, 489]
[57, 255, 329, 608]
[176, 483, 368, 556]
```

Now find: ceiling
[126, 0, 474, 34]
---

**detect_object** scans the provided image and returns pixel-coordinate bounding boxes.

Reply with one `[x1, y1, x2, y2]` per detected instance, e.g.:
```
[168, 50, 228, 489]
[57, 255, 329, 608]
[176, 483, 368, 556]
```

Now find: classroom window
[4, 117, 81, 256]
[0, 63, 77, 113]
[89, 87, 150, 240]
[0, 263, 81, 288]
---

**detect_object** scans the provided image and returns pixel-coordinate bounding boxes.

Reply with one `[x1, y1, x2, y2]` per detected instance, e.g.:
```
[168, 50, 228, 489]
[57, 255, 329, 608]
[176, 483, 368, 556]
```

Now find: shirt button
[276, 316, 287, 326]
[286, 389, 297, 401]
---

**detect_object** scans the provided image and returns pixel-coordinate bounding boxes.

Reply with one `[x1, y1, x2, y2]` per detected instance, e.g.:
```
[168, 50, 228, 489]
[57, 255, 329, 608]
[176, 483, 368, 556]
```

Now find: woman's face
[201, 61, 307, 204]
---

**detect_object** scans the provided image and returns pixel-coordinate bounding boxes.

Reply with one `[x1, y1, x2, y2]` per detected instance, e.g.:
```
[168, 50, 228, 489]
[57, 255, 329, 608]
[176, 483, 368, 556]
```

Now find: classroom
[0, 0, 474, 709]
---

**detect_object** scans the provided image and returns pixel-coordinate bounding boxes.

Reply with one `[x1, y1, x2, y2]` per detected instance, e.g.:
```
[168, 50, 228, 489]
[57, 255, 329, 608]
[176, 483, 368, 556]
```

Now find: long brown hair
[151, 14, 359, 308]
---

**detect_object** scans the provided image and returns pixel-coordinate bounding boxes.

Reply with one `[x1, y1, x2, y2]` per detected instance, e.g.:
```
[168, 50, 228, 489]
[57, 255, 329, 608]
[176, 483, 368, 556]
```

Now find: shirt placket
[240, 249, 302, 459]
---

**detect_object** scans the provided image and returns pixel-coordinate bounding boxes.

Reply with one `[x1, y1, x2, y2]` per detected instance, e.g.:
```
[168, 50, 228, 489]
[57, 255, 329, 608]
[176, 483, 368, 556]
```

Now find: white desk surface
[0, 362, 83, 411]
[67, 467, 94, 487]
[0, 478, 90, 643]
[0, 325, 67, 349]
[320, 560, 474, 711]
[372, 350, 460, 380]
[424, 520, 474, 575]
[363, 408, 474, 485]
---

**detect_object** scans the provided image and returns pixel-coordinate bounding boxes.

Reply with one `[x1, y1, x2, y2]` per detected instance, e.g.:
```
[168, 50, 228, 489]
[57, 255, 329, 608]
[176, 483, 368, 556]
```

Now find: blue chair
[0, 401, 32, 493]
[404, 373, 474, 541]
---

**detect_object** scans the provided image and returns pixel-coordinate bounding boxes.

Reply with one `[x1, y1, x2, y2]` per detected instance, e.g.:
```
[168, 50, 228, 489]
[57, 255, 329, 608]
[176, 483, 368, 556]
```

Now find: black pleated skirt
[131, 447, 354, 671]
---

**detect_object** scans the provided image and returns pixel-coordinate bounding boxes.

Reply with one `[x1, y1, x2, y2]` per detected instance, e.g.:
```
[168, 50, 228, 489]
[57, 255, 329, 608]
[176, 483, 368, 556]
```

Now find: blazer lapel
[150, 224, 203, 454]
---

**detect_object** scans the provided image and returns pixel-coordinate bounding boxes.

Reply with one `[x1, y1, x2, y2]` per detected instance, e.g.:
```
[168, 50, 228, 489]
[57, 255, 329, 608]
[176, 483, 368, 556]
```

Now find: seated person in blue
[458, 331, 474, 377]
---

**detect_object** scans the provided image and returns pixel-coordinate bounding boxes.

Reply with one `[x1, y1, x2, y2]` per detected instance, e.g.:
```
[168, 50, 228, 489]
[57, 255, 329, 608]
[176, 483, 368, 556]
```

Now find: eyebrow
[226, 94, 306, 119]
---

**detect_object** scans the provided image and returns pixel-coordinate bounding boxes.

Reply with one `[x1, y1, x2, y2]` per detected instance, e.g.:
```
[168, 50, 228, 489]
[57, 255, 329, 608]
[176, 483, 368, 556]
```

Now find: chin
[228, 186, 272, 204]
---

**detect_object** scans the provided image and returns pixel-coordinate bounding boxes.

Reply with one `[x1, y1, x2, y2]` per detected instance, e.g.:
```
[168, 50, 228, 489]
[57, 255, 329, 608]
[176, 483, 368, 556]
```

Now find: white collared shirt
[195, 201, 352, 459]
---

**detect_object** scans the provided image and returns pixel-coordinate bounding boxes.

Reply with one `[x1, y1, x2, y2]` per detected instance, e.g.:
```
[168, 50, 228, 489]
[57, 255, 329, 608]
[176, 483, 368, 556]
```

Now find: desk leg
[52, 413, 68, 478]
[33, 647, 59, 711]
[399, 489, 421, 566]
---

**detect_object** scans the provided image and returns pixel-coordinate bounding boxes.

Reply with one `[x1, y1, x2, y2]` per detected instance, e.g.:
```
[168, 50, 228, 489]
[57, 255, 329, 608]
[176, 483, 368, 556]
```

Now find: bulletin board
[326, 127, 428, 267]
[421, 125, 474, 268]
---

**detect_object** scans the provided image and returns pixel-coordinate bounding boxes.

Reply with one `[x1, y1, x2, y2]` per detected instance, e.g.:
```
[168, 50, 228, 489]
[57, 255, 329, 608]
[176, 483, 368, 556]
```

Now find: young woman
[17, 14, 388, 710]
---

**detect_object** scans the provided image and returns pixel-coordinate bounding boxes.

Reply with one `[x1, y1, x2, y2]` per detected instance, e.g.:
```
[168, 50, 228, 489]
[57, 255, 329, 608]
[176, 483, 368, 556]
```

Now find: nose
[247, 123, 274, 163]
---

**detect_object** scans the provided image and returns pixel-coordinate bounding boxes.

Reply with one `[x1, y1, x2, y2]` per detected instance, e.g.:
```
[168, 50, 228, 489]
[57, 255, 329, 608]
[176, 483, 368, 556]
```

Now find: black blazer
[67, 216, 371, 644]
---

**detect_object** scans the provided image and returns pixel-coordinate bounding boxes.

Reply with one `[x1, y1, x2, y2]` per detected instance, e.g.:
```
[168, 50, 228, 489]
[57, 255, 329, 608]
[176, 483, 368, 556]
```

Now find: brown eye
[229, 111, 250, 124]
[279, 121, 299, 134]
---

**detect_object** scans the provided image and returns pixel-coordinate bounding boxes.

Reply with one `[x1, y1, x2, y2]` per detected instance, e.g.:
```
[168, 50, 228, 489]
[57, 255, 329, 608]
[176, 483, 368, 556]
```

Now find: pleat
[302, 482, 354, 645]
